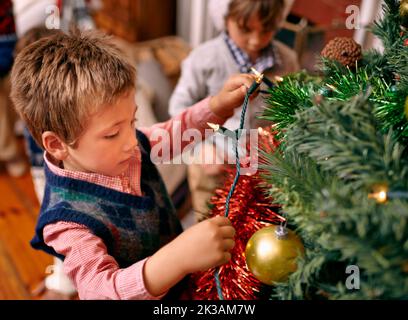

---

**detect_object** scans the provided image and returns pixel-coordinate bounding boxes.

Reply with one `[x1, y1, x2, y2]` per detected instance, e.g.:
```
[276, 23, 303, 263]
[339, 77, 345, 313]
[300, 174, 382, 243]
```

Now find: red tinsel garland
[188, 127, 283, 300]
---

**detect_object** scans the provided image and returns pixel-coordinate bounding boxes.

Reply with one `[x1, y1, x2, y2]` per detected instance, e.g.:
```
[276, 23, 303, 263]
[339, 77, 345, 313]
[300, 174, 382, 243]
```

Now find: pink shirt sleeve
[43, 221, 167, 300]
[139, 97, 226, 160]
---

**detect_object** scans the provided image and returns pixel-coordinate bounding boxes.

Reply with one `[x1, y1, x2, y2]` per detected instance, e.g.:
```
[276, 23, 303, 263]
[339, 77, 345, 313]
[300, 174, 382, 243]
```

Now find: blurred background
[0, 0, 385, 300]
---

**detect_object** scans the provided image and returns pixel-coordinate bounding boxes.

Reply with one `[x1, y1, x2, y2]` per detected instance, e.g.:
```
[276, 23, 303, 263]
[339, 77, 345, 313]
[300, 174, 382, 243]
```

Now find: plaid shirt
[222, 31, 281, 73]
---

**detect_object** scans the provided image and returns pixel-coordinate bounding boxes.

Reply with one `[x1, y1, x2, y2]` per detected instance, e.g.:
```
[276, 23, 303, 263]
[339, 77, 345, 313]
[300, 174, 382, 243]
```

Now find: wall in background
[176, 0, 217, 48]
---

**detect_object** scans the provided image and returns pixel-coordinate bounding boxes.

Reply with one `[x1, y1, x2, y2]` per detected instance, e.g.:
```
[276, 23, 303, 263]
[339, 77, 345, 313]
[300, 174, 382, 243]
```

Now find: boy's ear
[42, 131, 69, 161]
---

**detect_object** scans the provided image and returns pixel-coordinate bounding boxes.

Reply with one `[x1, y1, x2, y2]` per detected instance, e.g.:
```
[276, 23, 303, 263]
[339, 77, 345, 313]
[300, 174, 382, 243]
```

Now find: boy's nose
[248, 34, 261, 47]
[124, 133, 138, 153]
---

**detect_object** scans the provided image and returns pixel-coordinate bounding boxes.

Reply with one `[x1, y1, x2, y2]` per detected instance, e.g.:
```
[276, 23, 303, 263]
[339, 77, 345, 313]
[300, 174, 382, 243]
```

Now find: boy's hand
[209, 74, 257, 119]
[175, 216, 236, 273]
[143, 215, 235, 296]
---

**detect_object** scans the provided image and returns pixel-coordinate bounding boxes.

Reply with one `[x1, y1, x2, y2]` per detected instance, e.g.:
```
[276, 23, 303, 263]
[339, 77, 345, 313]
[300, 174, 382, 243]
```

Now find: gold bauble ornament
[401, 0, 408, 27]
[401, 0, 408, 16]
[245, 225, 305, 285]
[405, 96, 408, 120]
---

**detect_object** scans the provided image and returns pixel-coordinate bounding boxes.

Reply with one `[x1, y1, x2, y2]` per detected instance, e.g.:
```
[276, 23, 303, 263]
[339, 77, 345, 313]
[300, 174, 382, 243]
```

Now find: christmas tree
[190, 0, 408, 300]
[259, 0, 408, 299]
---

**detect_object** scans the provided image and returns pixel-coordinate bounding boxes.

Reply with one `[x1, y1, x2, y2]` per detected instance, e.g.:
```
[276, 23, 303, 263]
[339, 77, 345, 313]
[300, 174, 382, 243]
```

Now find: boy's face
[63, 89, 138, 176]
[226, 13, 278, 60]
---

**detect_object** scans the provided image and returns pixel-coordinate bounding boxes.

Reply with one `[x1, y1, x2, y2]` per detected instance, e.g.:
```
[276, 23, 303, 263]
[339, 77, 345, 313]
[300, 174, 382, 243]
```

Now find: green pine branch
[371, 0, 402, 50]
[285, 92, 408, 188]
[260, 91, 408, 299]
[256, 0, 408, 300]
[260, 72, 320, 136]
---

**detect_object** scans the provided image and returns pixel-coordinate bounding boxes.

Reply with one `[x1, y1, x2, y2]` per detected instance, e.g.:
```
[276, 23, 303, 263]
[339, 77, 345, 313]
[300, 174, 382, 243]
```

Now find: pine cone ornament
[321, 37, 362, 68]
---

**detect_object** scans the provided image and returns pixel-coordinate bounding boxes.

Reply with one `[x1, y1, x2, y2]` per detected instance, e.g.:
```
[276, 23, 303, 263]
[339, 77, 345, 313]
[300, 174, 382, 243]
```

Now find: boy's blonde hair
[226, 0, 285, 31]
[10, 29, 136, 148]
[14, 26, 60, 56]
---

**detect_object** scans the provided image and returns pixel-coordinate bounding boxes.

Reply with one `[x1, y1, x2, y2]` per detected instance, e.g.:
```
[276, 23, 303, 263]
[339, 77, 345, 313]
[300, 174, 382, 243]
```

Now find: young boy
[10, 29, 255, 300]
[169, 0, 300, 218]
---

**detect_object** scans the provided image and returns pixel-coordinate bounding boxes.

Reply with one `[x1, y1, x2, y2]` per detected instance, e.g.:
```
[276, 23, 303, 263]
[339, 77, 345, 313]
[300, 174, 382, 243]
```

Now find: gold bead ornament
[245, 225, 305, 285]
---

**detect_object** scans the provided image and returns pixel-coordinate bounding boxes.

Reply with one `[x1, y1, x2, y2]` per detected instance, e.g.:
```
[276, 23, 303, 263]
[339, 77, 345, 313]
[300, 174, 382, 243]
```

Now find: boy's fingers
[240, 74, 257, 88]
[233, 87, 246, 101]
[249, 87, 260, 99]
[226, 74, 256, 91]
[220, 225, 236, 238]
[226, 84, 249, 105]
[216, 252, 232, 266]
[223, 238, 235, 251]
[222, 252, 232, 264]
[212, 215, 232, 226]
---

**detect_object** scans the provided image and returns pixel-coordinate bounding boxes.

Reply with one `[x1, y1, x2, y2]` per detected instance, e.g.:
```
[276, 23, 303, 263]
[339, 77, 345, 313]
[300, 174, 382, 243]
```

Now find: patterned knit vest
[31, 130, 183, 268]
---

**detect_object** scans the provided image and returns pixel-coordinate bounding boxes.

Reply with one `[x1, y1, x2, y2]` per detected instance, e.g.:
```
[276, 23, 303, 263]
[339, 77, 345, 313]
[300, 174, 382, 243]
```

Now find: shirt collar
[222, 31, 279, 73]
[44, 149, 142, 196]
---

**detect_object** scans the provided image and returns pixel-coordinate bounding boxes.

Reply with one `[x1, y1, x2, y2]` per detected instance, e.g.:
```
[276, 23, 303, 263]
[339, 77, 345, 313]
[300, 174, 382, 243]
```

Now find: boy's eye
[237, 23, 250, 33]
[239, 26, 251, 33]
[104, 132, 119, 139]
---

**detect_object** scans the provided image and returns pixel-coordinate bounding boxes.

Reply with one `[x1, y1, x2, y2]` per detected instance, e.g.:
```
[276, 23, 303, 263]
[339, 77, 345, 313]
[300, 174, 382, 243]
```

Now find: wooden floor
[0, 164, 53, 300]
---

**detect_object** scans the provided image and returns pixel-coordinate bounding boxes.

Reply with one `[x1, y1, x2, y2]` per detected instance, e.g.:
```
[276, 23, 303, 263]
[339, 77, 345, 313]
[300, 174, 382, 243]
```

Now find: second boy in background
[169, 0, 300, 219]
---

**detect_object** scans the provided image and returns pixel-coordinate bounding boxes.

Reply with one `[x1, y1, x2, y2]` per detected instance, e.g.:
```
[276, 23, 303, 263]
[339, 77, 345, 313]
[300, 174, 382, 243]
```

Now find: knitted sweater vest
[31, 130, 183, 268]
